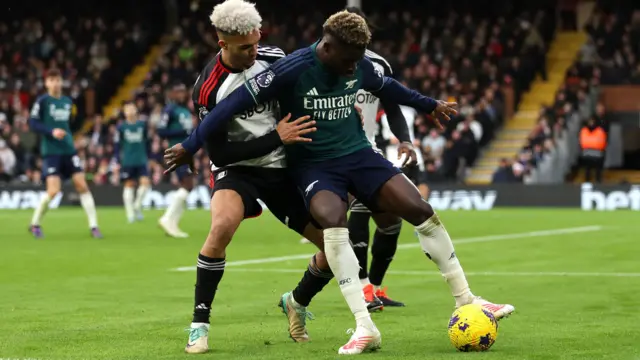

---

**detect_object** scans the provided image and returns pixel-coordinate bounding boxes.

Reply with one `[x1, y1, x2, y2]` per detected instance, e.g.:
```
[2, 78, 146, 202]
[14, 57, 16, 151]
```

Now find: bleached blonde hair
[210, 0, 262, 35]
[323, 10, 371, 47]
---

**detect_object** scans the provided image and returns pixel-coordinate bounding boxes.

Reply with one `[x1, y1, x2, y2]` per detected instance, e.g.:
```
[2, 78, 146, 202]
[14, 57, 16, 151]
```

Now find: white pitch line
[223, 268, 640, 278]
[172, 225, 602, 272]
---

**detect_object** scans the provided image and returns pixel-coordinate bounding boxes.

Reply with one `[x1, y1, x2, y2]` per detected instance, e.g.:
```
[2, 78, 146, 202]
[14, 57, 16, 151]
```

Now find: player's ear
[218, 39, 227, 49]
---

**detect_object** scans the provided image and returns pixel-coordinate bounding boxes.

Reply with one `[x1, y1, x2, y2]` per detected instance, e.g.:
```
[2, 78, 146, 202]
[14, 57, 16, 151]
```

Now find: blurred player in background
[114, 101, 151, 223]
[28, 69, 103, 239]
[157, 83, 194, 238]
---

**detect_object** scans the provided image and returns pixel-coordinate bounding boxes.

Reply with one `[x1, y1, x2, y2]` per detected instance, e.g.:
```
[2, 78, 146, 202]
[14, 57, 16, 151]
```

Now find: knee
[313, 205, 347, 228]
[47, 188, 60, 198]
[404, 199, 434, 226]
[74, 179, 89, 193]
[139, 177, 151, 187]
[46, 183, 61, 198]
[203, 215, 241, 256]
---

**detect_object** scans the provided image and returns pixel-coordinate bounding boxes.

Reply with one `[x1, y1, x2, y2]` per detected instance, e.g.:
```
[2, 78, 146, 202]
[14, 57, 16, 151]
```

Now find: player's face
[123, 103, 137, 119]
[45, 76, 62, 94]
[219, 29, 261, 69]
[324, 40, 365, 76]
[174, 88, 188, 103]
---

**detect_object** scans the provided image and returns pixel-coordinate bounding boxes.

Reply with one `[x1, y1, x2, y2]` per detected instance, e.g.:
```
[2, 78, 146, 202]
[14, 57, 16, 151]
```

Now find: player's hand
[52, 128, 67, 140]
[355, 106, 364, 127]
[398, 141, 418, 167]
[276, 113, 316, 145]
[431, 100, 458, 130]
[164, 143, 197, 175]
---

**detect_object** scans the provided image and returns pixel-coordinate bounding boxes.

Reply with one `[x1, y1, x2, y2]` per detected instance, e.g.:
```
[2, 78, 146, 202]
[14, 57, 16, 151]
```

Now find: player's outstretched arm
[210, 114, 315, 167]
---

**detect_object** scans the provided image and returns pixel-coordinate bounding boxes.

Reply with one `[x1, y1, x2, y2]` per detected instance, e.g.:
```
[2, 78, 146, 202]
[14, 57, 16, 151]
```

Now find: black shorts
[211, 166, 315, 235]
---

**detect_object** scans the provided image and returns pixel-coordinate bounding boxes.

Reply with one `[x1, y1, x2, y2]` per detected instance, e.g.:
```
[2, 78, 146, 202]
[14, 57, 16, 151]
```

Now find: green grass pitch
[1, 208, 639, 360]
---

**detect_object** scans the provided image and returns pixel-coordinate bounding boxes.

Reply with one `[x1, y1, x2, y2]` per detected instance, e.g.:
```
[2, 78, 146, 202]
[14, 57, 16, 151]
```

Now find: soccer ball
[448, 304, 498, 352]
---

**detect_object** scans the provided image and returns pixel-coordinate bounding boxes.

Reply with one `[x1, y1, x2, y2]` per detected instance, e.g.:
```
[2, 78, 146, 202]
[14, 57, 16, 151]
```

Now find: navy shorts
[175, 164, 192, 181]
[120, 165, 149, 181]
[292, 147, 402, 212]
[42, 154, 83, 180]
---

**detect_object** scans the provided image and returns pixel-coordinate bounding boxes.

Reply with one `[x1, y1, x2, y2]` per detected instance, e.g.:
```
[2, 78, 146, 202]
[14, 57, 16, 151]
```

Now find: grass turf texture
[1, 208, 639, 360]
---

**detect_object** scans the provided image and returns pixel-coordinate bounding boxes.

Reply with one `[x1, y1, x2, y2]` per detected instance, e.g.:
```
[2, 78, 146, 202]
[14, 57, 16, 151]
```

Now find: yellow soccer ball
[448, 304, 498, 352]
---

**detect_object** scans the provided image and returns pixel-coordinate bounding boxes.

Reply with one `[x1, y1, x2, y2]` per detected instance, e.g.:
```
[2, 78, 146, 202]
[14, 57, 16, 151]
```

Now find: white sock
[79, 192, 99, 228]
[373, 285, 381, 291]
[134, 185, 150, 212]
[360, 278, 370, 287]
[31, 193, 52, 225]
[324, 228, 375, 329]
[123, 187, 135, 221]
[190, 322, 210, 330]
[415, 213, 474, 307]
[162, 188, 189, 224]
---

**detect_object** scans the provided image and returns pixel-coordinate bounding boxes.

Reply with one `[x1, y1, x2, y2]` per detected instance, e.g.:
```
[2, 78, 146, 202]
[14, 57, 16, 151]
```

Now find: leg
[122, 178, 136, 223]
[134, 174, 151, 220]
[186, 189, 245, 354]
[279, 224, 333, 342]
[376, 174, 514, 318]
[30, 173, 61, 238]
[160, 166, 193, 238]
[348, 198, 372, 285]
[369, 211, 404, 307]
[71, 172, 101, 238]
[347, 198, 386, 312]
[295, 163, 380, 354]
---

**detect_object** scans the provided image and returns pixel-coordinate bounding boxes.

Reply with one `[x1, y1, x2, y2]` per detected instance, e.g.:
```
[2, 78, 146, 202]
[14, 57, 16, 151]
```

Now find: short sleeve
[30, 97, 43, 120]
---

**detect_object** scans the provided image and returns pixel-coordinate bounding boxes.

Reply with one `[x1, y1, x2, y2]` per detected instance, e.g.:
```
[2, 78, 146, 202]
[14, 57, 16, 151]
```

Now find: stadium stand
[0, 0, 162, 184]
[492, 1, 640, 185]
[1, 0, 558, 186]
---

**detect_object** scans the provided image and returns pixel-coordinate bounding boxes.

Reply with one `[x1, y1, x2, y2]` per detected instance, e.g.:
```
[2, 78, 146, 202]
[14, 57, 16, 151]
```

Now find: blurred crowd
[492, 5, 633, 183]
[1, 1, 560, 186]
[0, 0, 159, 184]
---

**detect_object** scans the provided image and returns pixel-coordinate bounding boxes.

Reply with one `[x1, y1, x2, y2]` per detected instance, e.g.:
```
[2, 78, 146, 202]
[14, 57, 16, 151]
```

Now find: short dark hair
[46, 68, 61, 78]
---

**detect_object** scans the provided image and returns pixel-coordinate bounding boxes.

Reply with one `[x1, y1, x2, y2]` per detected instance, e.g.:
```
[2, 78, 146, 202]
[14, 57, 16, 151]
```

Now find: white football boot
[469, 297, 515, 320]
[338, 325, 381, 355]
